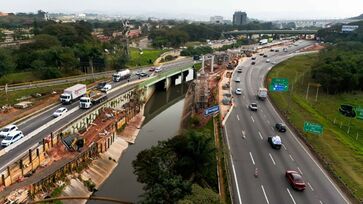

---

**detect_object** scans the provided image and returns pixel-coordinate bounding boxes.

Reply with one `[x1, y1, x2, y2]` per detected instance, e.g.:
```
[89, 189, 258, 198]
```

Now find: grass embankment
[127, 48, 166, 67]
[0, 72, 38, 85]
[267, 54, 363, 201]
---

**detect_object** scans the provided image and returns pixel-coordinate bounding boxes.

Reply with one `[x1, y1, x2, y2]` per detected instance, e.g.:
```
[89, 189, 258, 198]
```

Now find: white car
[155, 67, 163, 73]
[0, 124, 18, 138]
[235, 88, 242, 95]
[53, 107, 68, 118]
[1, 130, 24, 147]
[266, 59, 270, 63]
[234, 77, 241, 83]
[101, 83, 112, 92]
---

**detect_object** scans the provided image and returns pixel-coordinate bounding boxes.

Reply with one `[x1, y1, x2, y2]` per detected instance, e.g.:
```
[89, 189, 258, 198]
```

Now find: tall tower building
[233, 11, 248, 26]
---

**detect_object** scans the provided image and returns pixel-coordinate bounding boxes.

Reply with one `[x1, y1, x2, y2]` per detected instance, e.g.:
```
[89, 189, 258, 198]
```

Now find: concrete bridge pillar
[211, 56, 214, 73]
[165, 77, 171, 90]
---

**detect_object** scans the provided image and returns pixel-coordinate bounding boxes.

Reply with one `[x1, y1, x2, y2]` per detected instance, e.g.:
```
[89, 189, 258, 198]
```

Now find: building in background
[233, 11, 248, 26]
[210, 16, 224, 24]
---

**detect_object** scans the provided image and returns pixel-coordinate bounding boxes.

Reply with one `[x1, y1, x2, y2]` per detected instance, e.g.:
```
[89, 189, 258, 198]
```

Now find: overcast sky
[1, 0, 363, 20]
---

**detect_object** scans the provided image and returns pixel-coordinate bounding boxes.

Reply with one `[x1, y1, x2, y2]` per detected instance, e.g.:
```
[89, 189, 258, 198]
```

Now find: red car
[149, 67, 155, 72]
[285, 170, 306, 191]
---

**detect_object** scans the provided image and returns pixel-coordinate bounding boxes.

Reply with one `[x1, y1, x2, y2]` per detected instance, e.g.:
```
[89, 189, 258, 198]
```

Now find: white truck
[60, 84, 87, 105]
[79, 90, 108, 109]
[112, 69, 131, 82]
[259, 39, 268, 45]
[257, 88, 268, 100]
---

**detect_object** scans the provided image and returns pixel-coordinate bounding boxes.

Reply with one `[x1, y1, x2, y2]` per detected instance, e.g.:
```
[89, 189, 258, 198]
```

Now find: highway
[0, 58, 193, 173]
[225, 41, 350, 204]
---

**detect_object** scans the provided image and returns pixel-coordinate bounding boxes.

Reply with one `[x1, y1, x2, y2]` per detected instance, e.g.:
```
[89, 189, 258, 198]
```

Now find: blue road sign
[204, 105, 220, 116]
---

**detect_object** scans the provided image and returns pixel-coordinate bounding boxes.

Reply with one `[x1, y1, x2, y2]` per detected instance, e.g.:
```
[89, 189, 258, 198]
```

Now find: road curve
[225, 41, 350, 204]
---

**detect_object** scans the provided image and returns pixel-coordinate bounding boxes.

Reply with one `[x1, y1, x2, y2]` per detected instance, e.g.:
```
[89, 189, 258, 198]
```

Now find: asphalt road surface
[0, 58, 193, 173]
[225, 41, 350, 204]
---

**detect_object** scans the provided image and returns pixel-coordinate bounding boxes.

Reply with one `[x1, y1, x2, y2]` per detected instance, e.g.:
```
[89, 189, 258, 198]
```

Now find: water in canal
[88, 82, 189, 203]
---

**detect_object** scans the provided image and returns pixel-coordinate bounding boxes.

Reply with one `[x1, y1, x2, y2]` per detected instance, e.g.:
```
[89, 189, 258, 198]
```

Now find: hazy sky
[1, 0, 363, 20]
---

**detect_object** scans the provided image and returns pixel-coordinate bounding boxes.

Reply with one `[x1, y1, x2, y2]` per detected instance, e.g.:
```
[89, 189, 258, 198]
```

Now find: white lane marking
[249, 152, 256, 165]
[297, 167, 303, 175]
[224, 126, 243, 204]
[308, 182, 314, 191]
[261, 185, 270, 204]
[287, 188, 297, 204]
[261, 109, 264, 112]
[267, 97, 350, 203]
[237, 115, 240, 121]
[282, 144, 287, 150]
[289, 154, 294, 161]
[271, 127, 275, 131]
[242, 130, 246, 139]
[258, 131, 263, 140]
[251, 116, 255, 123]
[269, 153, 276, 165]
[319, 200, 323, 204]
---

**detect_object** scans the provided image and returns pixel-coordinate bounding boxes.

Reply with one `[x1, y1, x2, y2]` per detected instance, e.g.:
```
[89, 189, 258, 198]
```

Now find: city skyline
[1, 0, 363, 21]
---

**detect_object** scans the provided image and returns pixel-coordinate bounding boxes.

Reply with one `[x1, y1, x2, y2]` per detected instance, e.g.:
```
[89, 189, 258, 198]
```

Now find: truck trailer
[257, 88, 268, 100]
[112, 69, 131, 82]
[79, 90, 108, 109]
[60, 84, 87, 105]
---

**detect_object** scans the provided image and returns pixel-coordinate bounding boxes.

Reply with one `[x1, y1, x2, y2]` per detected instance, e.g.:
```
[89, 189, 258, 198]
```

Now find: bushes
[180, 46, 213, 56]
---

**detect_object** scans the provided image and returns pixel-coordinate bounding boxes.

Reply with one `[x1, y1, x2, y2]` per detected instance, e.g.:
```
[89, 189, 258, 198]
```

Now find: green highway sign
[269, 78, 289, 92]
[304, 121, 323, 135]
[356, 107, 363, 120]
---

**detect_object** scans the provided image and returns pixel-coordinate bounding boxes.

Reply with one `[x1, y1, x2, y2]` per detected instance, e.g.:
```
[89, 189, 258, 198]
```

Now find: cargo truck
[259, 39, 268, 45]
[257, 88, 268, 100]
[112, 69, 131, 82]
[60, 84, 87, 105]
[79, 90, 108, 109]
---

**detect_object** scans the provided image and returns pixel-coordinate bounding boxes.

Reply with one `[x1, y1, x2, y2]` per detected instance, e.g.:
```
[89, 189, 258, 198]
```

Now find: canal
[88, 82, 189, 203]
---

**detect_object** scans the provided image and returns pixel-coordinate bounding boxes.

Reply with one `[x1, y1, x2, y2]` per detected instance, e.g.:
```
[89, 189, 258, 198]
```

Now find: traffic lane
[225, 110, 272, 204]
[259, 98, 349, 204]
[232, 78, 295, 204]
[0, 83, 137, 171]
[231, 96, 294, 204]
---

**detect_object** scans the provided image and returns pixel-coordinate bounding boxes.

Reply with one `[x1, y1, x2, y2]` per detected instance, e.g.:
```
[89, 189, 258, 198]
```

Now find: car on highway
[234, 77, 241, 83]
[251, 61, 256, 65]
[263, 55, 268, 58]
[259, 53, 264, 56]
[270, 49, 274, 52]
[268, 135, 282, 149]
[286, 170, 306, 191]
[275, 123, 287, 132]
[237, 68, 243, 73]
[235, 88, 242, 95]
[249, 103, 258, 111]
[139, 72, 148, 77]
[53, 107, 68, 118]
[266, 59, 270, 63]
[101, 83, 112, 92]
[0, 125, 19, 138]
[155, 67, 163, 73]
[149, 67, 155, 72]
[251, 57, 256, 60]
[275, 49, 279, 52]
[1, 130, 24, 147]
[96, 82, 107, 90]
[339, 104, 356, 117]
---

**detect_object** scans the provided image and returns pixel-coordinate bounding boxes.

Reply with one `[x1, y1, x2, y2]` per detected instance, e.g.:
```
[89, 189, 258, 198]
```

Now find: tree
[0, 49, 16, 77]
[28, 34, 61, 50]
[0, 31, 5, 42]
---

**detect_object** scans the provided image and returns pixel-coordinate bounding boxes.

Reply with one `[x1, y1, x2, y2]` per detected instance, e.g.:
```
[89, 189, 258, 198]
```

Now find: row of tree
[180, 46, 214, 56]
[0, 21, 129, 81]
[149, 21, 275, 48]
[312, 21, 363, 94]
[132, 129, 220, 203]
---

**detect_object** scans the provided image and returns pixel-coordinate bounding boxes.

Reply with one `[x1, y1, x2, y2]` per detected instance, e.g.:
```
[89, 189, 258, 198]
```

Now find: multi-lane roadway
[225, 41, 350, 204]
[0, 58, 193, 173]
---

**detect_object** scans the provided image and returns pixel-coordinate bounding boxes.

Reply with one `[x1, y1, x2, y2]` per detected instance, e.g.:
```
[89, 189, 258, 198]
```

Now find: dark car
[251, 61, 256, 65]
[339, 104, 356, 117]
[96, 82, 107, 90]
[149, 67, 155, 72]
[259, 53, 264, 56]
[275, 123, 286, 132]
[252, 57, 256, 60]
[139, 72, 148, 77]
[270, 49, 274, 52]
[286, 170, 306, 191]
[263, 55, 268, 58]
[275, 49, 279, 52]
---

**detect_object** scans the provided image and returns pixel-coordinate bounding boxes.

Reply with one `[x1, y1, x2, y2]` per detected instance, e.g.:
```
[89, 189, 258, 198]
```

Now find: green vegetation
[267, 54, 363, 201]
[180, 46, 213, 56]
[216, 38, 255, 51]
[127, 48, 165, 67]
[317, 20, 363, 42]
[311, 42, 363, 94]
[0, 72, 38, 85]
[193, 63, 202, 72]
[132, 120, 220, 203]
[0, 11, 46, 29]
